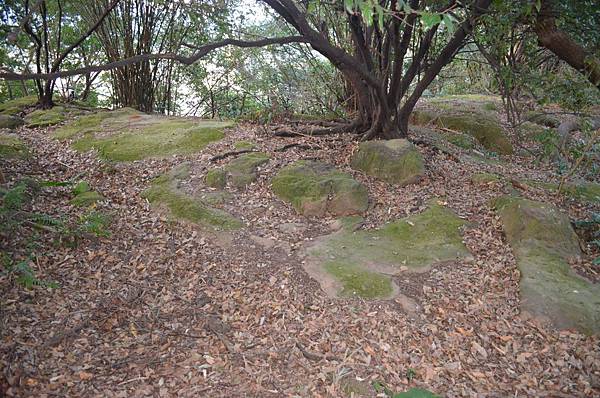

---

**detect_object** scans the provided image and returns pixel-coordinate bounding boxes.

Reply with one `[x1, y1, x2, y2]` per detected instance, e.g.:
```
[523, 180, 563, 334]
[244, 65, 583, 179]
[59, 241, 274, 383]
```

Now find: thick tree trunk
[535, 0, 600, 90]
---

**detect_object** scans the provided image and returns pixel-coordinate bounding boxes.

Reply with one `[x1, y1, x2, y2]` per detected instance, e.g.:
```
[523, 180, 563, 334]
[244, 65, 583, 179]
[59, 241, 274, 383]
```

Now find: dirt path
[1, 123, 599, 397]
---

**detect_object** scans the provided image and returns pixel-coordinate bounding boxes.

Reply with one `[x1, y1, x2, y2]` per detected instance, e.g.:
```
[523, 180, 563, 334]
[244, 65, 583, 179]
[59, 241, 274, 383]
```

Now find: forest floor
[1, 103, 600, 397]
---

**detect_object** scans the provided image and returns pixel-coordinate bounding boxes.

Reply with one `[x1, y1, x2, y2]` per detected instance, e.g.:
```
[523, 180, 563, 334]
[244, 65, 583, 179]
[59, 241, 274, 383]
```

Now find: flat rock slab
[54, 108, 231, 161]
[272, 160, 368, 217]
[350, 139, 425, 186]
[494, 196, 600, 334]
[303, 203, 472, 299]
[0, 115, 25, 129]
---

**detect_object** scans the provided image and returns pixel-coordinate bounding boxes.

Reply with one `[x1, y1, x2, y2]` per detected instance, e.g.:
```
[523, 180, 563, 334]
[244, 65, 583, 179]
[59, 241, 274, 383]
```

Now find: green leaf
[393, 388, 440, 398]
[344, 0, 355, 13]
[420, 12, 442, 30]
[442, 13, 456, 34]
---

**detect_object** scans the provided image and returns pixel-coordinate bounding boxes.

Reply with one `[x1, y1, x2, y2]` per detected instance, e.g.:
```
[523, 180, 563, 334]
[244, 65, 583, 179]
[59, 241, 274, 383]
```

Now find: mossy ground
[306, 203, 471, 299]
[233, 141, 257, 150]
[70, 191, 104, 207]
[55, 108, 231, 161]
[272, 160, 368, 216]
[471, 172, 502, 185]
[204, 168, 227, 189]
[0, 134, 29, 158]
[494, 196, 600, 334]
[142, 165, 241, 230]
[0, 95, 38, 115]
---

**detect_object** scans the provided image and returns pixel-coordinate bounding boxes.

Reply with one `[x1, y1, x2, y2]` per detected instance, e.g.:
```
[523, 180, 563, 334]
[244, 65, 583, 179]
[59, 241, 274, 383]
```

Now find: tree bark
[534, 0, 600, 90]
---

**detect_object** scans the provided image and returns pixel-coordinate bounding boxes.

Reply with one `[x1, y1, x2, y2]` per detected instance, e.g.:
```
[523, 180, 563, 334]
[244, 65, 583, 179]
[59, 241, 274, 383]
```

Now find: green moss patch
[204, 168, 227, 189]
[471, 172, 502, 185]
[350, 139, 425, 186]
[0, 133, 28, 158]
[304, 203, 471, 299]
[142, 164, 241, 230]
[525, 112, 560, 128]
[224, 152, 270, 188]
[0, 95, 38, 116]
[55, 108, 231, 161]
[272, 160, 368, 217]
[233, 140, 257, 150]
[69, 180, 103, 207]
[494, 196, 600, 334]
[25, 106, 67, 128]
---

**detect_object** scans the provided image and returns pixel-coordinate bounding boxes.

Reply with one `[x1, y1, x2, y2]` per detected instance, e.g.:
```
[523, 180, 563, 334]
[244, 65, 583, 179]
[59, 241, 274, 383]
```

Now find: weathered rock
[0, 95, 38, 116]
[0, 115, 25, 129]
[350, 139, 425, 186]
[272, 160, 368, 217]
[525, 112, 561, 128]
[494, 196, 600, 334]
[0, 133, 28, 158]
[142, 164, 242, 230]
[25, 106, 67, 128]
[304, 202, 471, 299]
[204, 168, 227, 189]
[411, 109, 513, 155]
[225, 152, 270, 188]
[525, 179, 600, 203]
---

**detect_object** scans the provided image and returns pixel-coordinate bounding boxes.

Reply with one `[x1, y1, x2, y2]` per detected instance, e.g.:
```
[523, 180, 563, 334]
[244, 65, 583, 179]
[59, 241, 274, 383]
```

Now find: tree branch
[0, 35, 309, 81]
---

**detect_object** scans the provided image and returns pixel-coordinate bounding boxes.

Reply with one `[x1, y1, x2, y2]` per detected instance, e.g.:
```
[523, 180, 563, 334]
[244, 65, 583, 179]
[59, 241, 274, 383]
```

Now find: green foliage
[372, 381, 440, 398]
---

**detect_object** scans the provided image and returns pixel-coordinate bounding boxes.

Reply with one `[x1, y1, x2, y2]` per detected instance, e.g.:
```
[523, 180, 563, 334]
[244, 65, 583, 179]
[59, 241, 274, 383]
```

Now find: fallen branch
[275, 143, 319, 152]
[295, 341, 339, 362]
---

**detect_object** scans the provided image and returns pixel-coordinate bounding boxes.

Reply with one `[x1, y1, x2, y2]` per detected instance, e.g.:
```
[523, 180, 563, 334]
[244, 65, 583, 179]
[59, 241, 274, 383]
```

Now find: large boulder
[411, 109, 513, 155]
[494, 196, 600, 334]
[0, 115, 25, 129]
[350, 139, 425, 186]
[272, 160, 368, 217]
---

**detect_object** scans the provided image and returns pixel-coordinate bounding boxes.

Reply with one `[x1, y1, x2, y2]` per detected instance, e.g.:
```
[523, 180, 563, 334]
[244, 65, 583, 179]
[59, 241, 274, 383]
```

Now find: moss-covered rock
[55, 108, 230, 161]
[204, 168, 227, 189]
[518, 121, 548, 139]
[494, 196, 600, 334]
[471, 172, 502, 185]
[142, 164, 241, 230]
[233, 140, 257, 150]
[525, 180, 600, 203]
[70, 191, 104, 207]
[272, 160, 368, 217]
[525, 112, 561, 128]
[0, 95, 38, 116]
[304, 203, 471, 299]
[0, 115, 25, 129]
[25, 106, 67, 128]
[0, 133, 28, 158]
[224, 152, 270, 188]
[350, 139, 425, 186]
[444, 132, 479, 149]
[411, 109, 513, 155]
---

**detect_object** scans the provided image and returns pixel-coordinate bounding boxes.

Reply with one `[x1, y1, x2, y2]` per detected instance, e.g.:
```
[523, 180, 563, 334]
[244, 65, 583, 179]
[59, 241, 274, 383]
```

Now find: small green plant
[1, 252, 58, 289]
[372, 381, 439, 398]
[406, 368, 417, 381]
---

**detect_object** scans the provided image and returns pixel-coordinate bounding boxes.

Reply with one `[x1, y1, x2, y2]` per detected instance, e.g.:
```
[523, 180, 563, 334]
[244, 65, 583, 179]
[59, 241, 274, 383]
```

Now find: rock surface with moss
[0, 115, 25, 129]
[0, 133, 28, 158]
[142, 164, 241, 230]
[303, 202, 471, 299]
[25, 106, 68, 128]
[350, 139, 425, 186]
[525, 179, 600, 203]
[0, 95, 38, 116]
[272, 160, 368, 217]
[54, 108, 230, 161]
[224, 152, 270, 188]
[471, 172, 502, 185]
[494, 196, 600, 334]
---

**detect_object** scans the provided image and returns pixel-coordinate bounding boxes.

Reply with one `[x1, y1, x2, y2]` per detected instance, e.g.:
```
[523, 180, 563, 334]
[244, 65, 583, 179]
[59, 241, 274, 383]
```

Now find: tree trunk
[535, 0, 600, 90]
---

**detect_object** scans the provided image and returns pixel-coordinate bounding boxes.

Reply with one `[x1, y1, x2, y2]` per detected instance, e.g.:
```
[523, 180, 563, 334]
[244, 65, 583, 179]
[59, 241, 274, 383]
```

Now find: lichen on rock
[272, 160, 368, 217]
[494, 196, 600, 334]
[350, 139, 425, 186]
